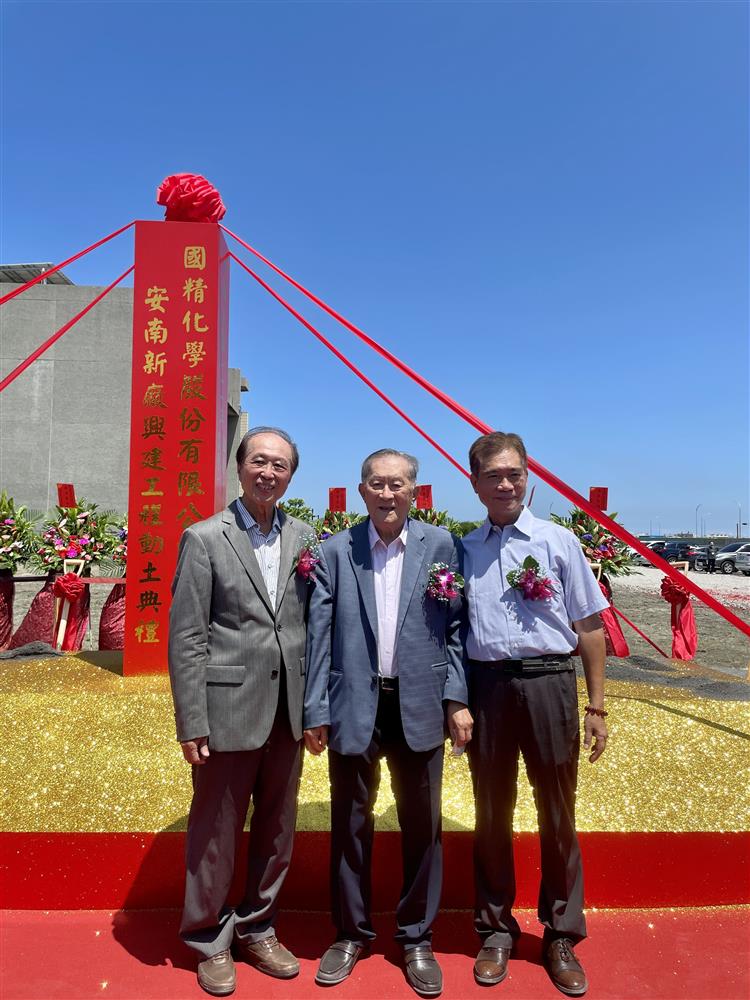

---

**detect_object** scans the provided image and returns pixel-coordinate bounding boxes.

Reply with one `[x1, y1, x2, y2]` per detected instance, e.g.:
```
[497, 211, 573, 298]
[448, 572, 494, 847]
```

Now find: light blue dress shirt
[461, 506, 609, 660]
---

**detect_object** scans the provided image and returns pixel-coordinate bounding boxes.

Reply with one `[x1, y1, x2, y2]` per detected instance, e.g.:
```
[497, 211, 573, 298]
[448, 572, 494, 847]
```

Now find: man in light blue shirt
[460, 431, 609, 998]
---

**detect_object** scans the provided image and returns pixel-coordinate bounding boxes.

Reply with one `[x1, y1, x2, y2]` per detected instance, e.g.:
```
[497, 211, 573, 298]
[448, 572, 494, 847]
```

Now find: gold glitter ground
[2, 656, 748, 833]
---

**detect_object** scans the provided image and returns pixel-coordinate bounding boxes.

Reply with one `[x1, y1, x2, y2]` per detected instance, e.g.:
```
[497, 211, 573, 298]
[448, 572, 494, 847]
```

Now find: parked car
[661, 542, 703, 570]
[631, 540, 667, 566]
[734, 550, 750, 576]
[707, 542, 750, 575]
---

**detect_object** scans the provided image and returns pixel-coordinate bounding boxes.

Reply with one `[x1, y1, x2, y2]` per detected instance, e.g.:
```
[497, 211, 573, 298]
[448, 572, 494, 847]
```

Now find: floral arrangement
[316, 510, 366, 539]
[278, 498, 316, 526]
[0, 491, 41, 572]
[32, 499, 115, 574]
[426, 562, 464, 603]
[409, 507, 462, 534]
[551, 508, 633, 578]
[507, 556, 554, 600]
[99, 517, 128, 577]
[295, 532, 320, 582]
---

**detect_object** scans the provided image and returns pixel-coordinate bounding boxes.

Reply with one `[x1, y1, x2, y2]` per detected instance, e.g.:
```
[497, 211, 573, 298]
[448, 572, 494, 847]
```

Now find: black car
[661, 542, 703, 569]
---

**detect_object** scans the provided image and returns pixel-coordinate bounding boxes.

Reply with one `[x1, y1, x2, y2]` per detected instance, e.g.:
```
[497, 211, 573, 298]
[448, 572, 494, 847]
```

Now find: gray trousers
[180, 693, 302, 959]
[468, 665, 586, 949]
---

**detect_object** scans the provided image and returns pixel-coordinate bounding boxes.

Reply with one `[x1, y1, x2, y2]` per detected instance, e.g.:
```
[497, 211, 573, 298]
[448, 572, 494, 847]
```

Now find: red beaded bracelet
[584, 705, 608, 718]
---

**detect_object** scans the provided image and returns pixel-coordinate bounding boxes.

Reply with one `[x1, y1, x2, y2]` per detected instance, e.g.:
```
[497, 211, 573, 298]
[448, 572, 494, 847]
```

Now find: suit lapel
[395, 520, 427, 639]
[222, 501, 275, 618]
[348, 520, 378, 642]
[274, 510, 298, 612]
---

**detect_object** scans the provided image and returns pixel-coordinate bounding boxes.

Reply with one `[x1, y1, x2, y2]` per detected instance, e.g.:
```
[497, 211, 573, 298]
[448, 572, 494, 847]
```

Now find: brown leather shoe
[543, 938, 588, 996]
[233, 934, 299, 979]
[474, 945, 511, 986]
[197, 950, 236, 997]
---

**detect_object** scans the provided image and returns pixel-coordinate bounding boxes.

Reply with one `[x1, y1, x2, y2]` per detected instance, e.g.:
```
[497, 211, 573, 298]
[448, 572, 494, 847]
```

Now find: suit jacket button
[276, 623, 283, 631]
[271, 669, 279, 679]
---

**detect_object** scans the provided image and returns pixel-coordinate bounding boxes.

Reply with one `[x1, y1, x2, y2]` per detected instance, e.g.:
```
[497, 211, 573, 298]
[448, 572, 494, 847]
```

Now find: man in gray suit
[169, 426, 311, 997]
[304, 449, 473, 998]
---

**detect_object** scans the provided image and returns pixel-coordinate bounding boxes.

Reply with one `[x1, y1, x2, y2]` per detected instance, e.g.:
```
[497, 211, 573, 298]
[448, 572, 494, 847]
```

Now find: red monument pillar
[124, 220, 229, 674]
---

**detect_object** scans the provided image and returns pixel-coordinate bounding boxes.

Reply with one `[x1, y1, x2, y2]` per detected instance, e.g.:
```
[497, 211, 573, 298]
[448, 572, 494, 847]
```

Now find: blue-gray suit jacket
[304, 518, 468, 755]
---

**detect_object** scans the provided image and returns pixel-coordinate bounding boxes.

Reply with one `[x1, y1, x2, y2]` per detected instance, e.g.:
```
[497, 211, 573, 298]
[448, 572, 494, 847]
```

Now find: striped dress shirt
[236, 500, 282, 607]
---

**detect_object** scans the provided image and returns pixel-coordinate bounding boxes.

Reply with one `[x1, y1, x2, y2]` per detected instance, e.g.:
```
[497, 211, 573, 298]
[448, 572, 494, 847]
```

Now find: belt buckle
[379, 676, 397, 693]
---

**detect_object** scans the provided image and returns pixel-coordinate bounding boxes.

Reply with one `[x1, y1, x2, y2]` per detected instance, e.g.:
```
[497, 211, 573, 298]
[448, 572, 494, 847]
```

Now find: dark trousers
[180, 688, 302, 959]
[468, 666, 586, 949]
[328, 686, 444, 948]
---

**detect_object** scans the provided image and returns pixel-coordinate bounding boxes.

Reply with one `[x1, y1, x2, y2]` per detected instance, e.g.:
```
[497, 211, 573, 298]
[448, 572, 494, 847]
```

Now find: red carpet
[1, 907, 747, 1000]
[3, 831, 748, 909]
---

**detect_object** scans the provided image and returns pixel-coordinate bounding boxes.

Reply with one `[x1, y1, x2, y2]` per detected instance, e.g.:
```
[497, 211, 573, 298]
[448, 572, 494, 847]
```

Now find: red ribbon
[222, 226, 750, 643]
[660, 576, 698, 660]
[0, 267, 134, 394]
[53, 572, 86, 603]
[598, 581, 630, 658]
[0, 221, 135, 308]
[157, 173, 226, 223]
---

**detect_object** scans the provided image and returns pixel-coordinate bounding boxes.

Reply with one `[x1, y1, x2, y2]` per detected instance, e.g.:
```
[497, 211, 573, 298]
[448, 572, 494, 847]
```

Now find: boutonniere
[507, 556, 554, 600]
[295, 532, 320, 582]
[426, 562, 464, 603]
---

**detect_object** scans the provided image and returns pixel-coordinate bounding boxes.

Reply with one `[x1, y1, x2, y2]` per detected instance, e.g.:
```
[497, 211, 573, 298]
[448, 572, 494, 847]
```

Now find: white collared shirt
[369, 518, 409, 678]
[236, 500, 282, 607]
[461, 506, 609, 660]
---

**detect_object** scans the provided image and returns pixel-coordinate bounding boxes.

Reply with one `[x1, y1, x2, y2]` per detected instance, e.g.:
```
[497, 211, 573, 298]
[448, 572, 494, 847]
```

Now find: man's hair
[236, 426, 299, 474]
[360, 448, 419, 484]
[469, 431, 528, 475]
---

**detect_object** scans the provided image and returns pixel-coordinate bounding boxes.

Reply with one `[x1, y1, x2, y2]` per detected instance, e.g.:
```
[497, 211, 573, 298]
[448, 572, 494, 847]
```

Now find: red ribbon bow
[53, 572, 86, 603]
[156, 173, 226, 223]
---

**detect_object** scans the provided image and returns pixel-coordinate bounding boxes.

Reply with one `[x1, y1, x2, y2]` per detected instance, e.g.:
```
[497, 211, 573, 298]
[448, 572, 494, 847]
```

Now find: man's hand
[446, 701, 473, 749]
[304, 726, 329, 755]
[181, 736, 210, 765]
[583, 713, 608, 763]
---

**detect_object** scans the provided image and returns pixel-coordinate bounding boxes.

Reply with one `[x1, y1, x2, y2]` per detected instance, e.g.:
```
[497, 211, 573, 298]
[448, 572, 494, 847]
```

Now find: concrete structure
[0, 275, 248, 514]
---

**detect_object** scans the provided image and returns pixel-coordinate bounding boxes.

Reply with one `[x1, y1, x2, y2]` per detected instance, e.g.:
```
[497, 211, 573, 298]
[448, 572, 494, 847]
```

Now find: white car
[734, 550, 750, 576]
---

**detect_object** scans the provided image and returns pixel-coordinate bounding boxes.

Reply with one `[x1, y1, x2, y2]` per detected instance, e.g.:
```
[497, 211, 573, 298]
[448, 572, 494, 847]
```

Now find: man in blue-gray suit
[304, 449, 473, 998]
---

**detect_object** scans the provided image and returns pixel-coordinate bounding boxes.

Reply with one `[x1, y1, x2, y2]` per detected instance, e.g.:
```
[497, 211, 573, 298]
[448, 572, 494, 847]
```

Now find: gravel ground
[7, 566, 749, 695]
[605, 567, 749, 693]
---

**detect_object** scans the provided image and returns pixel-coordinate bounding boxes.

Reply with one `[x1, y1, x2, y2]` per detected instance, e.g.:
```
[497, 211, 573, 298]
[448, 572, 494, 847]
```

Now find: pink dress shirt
[368, 518, 409, 678]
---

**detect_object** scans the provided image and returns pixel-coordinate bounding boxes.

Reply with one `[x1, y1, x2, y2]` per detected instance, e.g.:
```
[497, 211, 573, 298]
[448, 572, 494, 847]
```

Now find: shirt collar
[481, 505, 533, 541]
[238, 500, 281, 536]
[368, 517, 409, 551]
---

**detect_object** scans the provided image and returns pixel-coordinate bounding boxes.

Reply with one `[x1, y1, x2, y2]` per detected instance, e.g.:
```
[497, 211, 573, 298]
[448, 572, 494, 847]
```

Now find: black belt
[378, 676, 399, 693]
[471, 654, 573, 675]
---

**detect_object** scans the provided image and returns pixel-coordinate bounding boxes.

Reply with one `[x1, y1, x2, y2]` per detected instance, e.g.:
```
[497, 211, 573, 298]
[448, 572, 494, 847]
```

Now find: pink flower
[296, 549, 319, 581]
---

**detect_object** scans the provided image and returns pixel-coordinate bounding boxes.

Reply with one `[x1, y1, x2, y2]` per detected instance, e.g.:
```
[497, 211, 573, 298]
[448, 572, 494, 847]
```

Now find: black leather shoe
[404, 945, 443, 997]
[543, 938, 588, 996]
[474, 945, 511, 985]
[315, 940, 369, 986]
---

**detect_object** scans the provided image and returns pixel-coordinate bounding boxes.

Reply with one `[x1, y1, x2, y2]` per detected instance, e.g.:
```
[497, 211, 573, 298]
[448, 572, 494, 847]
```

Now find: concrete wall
[0, 283, 247, 514]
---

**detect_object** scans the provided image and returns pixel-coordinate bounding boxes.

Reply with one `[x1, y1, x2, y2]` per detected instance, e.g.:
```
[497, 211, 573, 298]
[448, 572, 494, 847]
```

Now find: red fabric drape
[10, 574, 57, 648]
[660, 577, 698, 660]
[0, 571, 13, 650]
[98, 582, 126, 650]
[52, 573, 89, 652]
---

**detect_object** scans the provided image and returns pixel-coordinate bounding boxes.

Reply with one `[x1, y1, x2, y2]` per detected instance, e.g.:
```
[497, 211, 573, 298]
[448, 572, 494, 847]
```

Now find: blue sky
[2, 1, 747, 535]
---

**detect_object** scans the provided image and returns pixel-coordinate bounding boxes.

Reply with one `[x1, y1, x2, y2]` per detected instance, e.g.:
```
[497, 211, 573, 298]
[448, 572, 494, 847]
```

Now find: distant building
[0, 265, 248, 513]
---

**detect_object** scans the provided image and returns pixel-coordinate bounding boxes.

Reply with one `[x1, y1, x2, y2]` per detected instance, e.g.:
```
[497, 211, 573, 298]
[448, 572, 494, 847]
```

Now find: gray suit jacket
[168, 500, 311, 752]
[304, 518, 468, 755]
